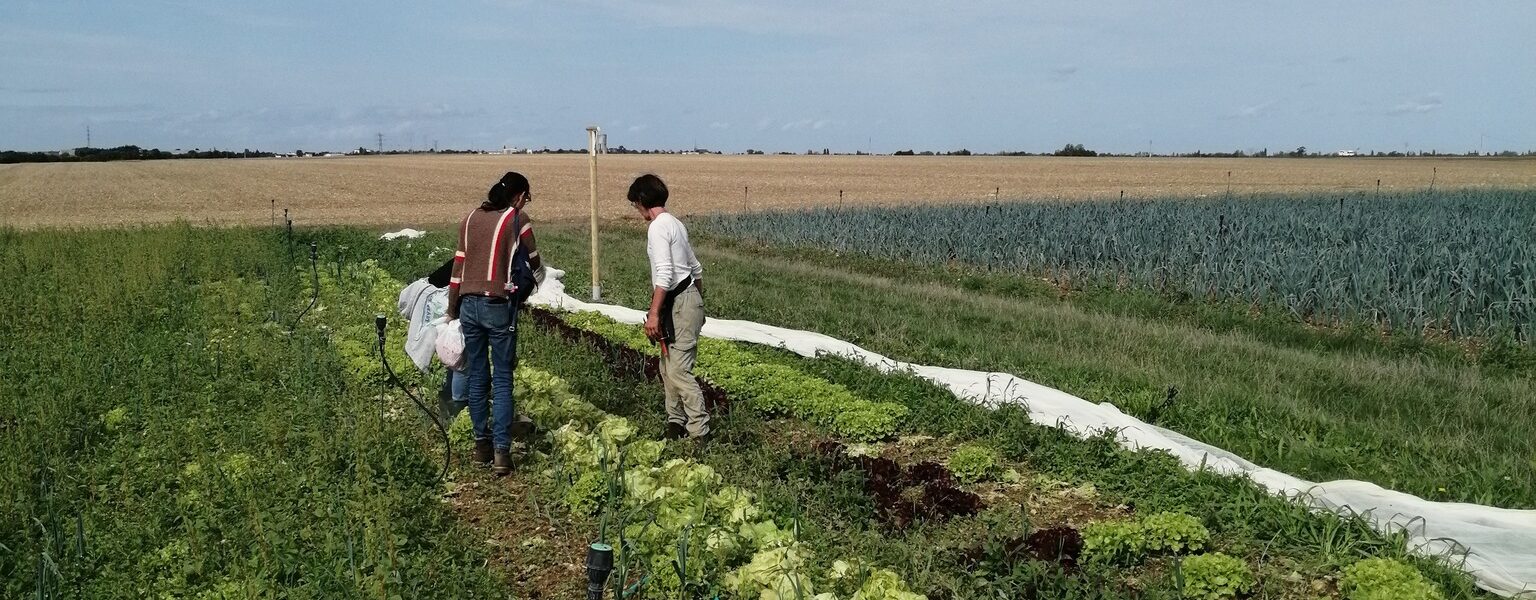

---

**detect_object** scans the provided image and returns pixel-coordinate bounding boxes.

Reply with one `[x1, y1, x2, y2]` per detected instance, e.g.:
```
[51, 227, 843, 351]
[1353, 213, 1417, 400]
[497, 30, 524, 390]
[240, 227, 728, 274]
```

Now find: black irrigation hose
[376, 314, 452, 484]
[290, 242, 320, 332]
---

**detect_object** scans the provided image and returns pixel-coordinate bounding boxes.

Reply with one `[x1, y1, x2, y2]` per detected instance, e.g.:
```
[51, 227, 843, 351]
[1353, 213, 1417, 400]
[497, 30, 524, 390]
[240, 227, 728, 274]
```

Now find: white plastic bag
[435, 319, 465, 372]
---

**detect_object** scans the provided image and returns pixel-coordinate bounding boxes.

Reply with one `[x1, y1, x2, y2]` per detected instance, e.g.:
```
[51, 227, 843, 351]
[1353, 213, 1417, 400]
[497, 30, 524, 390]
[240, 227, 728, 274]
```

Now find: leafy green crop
[948, 443, 1001, 483]
[1, 228, 505, 597]
[1139, 511, 1209, 554]
[1342, 558, 1444, 600]
[562, 310, 908, 441]
[1179, 553, 1253, 600]
[447, 410, 474, 451]
[1082, 519, 1146, 565]
[565, 469, 607, 517]
[1083, 511, 1208, 565]
[519, 364, 924, 598]
[101, 406, 130, 433]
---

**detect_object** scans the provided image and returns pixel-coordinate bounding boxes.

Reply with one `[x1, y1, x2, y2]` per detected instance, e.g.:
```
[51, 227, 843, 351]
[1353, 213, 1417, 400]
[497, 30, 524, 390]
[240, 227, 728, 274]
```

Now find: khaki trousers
[661, 287, 709, 437]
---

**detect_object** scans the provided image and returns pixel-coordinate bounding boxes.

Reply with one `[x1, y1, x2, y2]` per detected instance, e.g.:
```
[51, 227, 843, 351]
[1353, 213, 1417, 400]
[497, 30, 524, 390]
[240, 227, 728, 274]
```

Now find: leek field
[701, 189, 1536, 343]
[3, 211, 1524, 598]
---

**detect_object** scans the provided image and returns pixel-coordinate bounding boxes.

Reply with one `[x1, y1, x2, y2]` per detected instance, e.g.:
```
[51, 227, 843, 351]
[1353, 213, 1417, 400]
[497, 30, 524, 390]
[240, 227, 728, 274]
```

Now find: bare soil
[4, 154, 1532, 229]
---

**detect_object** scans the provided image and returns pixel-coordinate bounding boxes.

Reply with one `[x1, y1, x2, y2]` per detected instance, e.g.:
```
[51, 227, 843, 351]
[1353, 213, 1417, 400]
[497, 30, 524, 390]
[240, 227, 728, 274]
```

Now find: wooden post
[586, 126, 602, 301]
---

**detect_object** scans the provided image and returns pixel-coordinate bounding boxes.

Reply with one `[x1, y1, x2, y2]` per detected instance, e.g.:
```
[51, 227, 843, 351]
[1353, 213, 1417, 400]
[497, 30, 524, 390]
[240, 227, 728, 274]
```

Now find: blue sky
[2, 1, 1532, 154]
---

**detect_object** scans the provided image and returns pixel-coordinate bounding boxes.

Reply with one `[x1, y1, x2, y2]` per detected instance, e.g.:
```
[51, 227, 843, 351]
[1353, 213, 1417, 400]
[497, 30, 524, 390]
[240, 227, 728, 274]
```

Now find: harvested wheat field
[2, 153, 1533, 229]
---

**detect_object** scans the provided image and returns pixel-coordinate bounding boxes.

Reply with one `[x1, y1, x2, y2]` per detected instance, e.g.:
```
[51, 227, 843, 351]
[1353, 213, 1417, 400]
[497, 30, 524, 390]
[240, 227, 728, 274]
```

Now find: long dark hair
[483, 171, 530, 210]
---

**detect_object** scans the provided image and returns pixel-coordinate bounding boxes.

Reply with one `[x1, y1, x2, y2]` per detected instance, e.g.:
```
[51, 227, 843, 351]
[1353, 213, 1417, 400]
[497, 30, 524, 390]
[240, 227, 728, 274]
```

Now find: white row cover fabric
[380, 228, 427, 240]
[525, 267, 1536, 597]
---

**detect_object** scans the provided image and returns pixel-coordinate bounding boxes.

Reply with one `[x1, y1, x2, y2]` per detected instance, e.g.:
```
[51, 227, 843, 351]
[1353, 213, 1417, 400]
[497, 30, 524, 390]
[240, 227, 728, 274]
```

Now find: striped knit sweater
[448, 207, 541, 307]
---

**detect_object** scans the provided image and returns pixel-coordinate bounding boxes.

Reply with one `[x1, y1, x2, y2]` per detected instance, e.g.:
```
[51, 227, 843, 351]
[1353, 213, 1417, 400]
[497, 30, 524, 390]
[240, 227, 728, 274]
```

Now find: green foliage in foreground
[947, 443, 1001, 484]
[514, 365, 924, 599]
[1177, 553, 1254, 600]
[0, 226, 502, 598]
[1082, 511, 1211, 567]
[1342, 558, 1445, 600]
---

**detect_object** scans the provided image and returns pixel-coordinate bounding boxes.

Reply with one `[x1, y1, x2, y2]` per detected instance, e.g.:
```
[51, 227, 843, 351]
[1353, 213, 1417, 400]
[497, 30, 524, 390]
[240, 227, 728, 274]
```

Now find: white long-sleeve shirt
[646, 212, 703, 290]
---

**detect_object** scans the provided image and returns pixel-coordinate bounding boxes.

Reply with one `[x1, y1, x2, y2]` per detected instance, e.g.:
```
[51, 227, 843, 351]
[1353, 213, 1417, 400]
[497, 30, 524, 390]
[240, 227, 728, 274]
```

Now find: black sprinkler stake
[586, 542, 614, 600]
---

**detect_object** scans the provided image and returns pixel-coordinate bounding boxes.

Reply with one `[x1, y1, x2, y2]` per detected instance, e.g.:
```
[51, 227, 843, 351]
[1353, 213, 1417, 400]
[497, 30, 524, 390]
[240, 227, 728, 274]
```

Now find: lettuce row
[1177, 552, 1254, 600]
[301, 259, 420, 386]
[1341, 558, 1444, 600]
[517, 365, 924, 599]
[1082, 511, 1210, 565]
[561, 311, 907, 441]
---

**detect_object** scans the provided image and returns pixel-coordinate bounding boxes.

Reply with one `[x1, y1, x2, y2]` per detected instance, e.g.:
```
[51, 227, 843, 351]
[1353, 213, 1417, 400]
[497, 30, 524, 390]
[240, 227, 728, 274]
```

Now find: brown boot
[473, 439, 493, 466]
[493, 449, 512, 476]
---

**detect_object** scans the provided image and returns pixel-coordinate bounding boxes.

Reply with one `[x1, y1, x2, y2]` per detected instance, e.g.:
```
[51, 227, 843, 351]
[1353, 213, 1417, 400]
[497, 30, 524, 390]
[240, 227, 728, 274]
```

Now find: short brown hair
[627, 174, 668, 208]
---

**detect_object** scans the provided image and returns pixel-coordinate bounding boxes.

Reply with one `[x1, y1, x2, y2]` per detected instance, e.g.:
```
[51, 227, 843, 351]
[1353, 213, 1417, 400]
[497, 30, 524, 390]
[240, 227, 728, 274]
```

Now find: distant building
[1336, 150, 1357, 157]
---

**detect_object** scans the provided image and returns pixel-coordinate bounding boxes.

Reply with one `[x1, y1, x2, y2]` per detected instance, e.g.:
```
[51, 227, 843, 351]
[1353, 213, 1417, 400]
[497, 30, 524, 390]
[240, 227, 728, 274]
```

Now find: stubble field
[3, 154, 1533, 228]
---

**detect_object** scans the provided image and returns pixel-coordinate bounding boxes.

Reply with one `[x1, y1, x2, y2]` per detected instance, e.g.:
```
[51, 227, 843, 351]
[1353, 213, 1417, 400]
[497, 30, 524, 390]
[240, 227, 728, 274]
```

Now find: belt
[471, 292, 509, 304]
[658, 276, 695, 344]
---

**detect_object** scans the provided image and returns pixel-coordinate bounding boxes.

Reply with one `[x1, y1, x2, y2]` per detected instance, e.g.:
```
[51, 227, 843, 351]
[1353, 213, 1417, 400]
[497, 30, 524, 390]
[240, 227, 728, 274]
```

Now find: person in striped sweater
[446, 171, 544, 475]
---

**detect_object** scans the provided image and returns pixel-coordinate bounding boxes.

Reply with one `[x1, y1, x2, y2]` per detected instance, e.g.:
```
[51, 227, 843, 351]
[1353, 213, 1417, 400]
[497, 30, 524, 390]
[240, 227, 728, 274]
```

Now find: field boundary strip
[516, 264, 1536, 598]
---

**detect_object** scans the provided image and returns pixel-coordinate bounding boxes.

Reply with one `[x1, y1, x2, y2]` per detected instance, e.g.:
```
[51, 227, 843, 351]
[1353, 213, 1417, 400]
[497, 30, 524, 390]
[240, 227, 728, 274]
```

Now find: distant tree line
[1, 145, 277, 164]
[893, 149, 975, 156]
[8, 143, 1530, 165]
[606, 146, 725, 155]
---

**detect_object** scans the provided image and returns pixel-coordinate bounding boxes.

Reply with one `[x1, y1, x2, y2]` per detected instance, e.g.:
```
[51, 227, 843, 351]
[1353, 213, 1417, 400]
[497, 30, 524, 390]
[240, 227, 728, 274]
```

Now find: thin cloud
[1388, 93, 1443, 115]
[1226, 100, 1276, 119]
[708, 121, 729, 129]
[778, 118, 840, 131]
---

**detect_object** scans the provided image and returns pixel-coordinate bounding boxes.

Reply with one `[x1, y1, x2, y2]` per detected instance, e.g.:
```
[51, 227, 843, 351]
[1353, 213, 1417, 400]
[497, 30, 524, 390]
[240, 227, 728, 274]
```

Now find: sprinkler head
[585, 542, 614, 600]
[309, 241, 318, 261]
[375, 314, 387, 342]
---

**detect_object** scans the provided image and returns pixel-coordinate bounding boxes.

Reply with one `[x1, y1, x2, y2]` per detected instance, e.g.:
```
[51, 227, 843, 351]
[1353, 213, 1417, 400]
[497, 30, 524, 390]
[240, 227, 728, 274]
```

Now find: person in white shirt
[629, 174, 709, 441]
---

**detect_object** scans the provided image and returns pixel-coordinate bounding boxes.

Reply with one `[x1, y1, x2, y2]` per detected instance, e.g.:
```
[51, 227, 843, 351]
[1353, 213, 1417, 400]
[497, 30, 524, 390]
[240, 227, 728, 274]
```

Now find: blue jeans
[460, 295, 518, 450]
[438, 369, 469, 422]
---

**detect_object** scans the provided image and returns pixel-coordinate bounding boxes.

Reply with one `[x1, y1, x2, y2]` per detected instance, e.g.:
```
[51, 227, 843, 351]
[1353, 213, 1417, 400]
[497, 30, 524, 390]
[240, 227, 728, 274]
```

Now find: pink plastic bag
[434, 319, 465, 372]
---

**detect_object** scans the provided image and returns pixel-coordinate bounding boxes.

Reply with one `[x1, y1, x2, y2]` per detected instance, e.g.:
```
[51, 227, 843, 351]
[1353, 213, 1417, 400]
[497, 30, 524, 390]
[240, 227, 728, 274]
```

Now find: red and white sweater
[448, 207, 542, 306]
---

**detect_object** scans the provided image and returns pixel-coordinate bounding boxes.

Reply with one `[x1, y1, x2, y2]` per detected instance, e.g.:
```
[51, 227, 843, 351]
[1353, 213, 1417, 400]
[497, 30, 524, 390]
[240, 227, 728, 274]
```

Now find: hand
[446, 310, 458, 322]
[643, 313, 661, 341]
